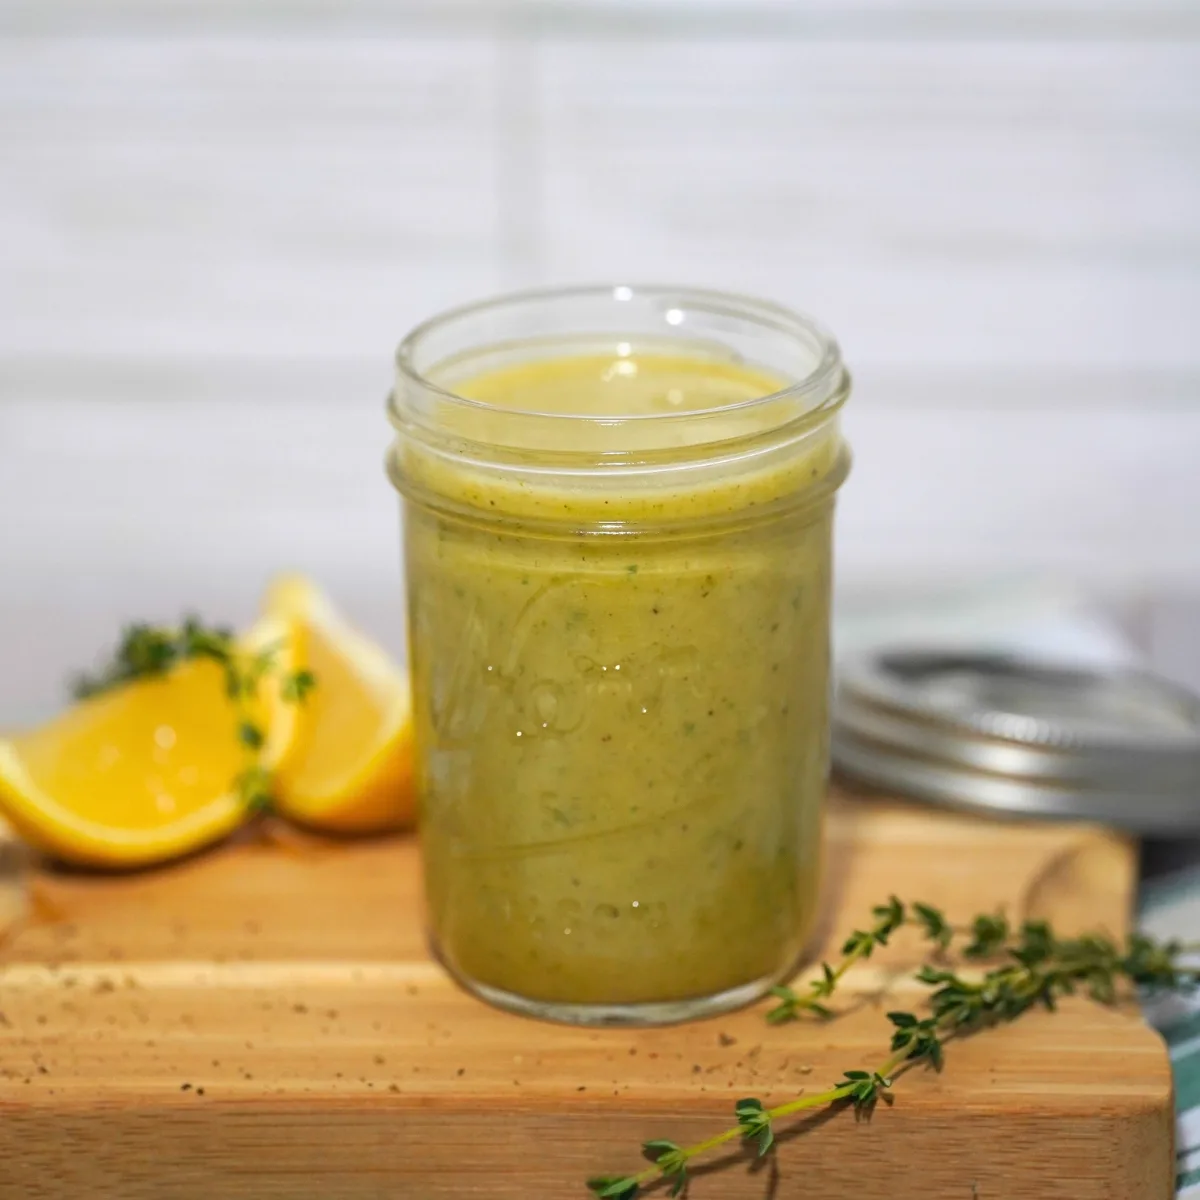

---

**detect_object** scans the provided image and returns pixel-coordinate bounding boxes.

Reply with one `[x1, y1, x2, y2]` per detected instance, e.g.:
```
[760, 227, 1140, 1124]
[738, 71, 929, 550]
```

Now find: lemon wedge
[0, 619, 294, 868]
[264, 576, 415, 833]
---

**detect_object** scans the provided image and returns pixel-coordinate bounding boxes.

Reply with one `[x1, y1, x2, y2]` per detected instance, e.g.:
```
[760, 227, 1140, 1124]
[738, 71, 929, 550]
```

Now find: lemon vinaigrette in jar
[387, 287, 850, 1024]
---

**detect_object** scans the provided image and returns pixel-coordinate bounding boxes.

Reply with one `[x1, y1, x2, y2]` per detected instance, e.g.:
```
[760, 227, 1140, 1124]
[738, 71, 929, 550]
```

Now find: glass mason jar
[386, 286, 850, 1026]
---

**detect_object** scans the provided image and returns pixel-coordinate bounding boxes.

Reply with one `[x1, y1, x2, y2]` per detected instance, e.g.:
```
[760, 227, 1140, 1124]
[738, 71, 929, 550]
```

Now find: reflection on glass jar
[388, 286, 850, 1025]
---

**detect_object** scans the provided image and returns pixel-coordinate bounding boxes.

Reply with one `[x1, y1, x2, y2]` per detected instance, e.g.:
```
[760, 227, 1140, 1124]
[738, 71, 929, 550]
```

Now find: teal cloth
[1140, 859, 1200, 1197]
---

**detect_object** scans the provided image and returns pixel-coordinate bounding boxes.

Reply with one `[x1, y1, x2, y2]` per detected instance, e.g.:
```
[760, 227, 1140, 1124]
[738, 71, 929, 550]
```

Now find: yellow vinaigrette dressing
[388, 289, 850, 1024]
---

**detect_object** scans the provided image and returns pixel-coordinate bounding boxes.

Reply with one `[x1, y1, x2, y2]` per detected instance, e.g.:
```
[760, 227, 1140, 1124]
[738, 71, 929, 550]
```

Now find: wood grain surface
[0, 787, 1173, 1199]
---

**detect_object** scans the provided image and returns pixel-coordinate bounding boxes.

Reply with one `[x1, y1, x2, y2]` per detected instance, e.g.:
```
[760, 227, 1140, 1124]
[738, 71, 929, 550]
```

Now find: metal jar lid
[832, 649, 1200, 833]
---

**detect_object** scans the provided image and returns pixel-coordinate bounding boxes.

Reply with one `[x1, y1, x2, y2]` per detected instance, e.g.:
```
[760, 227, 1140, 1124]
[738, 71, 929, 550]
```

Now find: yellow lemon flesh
[0, 659, 256, 869]
[266, 577, 415, 834]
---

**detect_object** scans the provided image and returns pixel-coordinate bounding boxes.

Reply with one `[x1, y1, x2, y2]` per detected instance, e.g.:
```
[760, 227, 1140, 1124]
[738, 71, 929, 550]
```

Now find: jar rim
[392, 283, 846, 430]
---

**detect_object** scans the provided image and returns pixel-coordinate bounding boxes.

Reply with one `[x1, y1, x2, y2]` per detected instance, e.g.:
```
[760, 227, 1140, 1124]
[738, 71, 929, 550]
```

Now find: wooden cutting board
[0, 786, 1173, 1199]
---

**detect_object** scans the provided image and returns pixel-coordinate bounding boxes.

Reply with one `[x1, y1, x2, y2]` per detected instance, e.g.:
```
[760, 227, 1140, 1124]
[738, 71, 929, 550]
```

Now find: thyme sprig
[587, 902, 1200, 1199]
[765, 895, 906, 1024]
[72, 618, 314, 812]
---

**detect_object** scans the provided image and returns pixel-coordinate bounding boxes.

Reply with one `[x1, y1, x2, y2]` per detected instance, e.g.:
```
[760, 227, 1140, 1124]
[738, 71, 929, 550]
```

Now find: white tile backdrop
[2, 0, 1199, 722]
